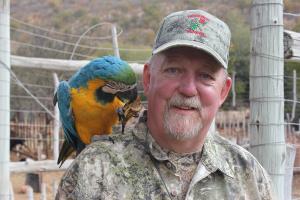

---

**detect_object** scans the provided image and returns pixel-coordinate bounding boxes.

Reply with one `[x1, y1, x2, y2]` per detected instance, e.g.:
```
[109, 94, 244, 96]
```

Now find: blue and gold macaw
[54, 56, 138, 166]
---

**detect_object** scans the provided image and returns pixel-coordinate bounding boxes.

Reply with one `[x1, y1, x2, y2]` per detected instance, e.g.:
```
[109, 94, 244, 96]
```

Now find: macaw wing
[56, 81, 79, 150]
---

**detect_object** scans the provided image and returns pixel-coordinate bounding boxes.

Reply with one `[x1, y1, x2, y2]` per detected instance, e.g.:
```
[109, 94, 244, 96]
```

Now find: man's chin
[166, 128, 201, 141]
[163, 114, 202, 140]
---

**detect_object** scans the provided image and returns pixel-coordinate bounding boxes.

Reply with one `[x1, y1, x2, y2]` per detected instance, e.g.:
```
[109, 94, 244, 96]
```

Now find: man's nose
[178, 75, 198, 97]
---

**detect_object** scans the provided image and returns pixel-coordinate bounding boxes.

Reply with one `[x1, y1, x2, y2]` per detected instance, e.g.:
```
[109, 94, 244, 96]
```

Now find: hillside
[9, 0, 300, 62]
[8, 0, 300, 112]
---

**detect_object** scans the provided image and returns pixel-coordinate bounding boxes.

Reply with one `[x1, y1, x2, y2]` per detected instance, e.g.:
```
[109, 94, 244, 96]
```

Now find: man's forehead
[162, 47, 223, 69]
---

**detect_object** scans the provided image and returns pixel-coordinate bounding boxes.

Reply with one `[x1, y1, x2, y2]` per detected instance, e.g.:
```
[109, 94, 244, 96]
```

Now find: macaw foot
[122, 123, 125, 134]
[116, 107, 125, 122]
[91, 135, 115, 144]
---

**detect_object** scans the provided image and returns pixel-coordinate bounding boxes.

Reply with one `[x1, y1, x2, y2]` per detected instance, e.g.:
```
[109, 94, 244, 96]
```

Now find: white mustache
[168, 94, 202, 111]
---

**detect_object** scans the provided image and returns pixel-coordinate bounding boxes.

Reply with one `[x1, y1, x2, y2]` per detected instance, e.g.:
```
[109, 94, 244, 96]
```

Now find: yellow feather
[70, 79, 123, 144]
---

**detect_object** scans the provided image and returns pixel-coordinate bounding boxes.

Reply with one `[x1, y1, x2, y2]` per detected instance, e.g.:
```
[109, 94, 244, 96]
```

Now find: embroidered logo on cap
[186, 14, 209, 37]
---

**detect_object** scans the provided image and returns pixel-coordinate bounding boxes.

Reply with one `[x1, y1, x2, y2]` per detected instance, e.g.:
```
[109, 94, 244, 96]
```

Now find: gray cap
[153, 10, 231, 69]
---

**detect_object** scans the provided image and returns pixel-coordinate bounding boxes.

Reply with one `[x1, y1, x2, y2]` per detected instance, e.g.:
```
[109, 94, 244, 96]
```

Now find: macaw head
[72, 56, 138, 104]
[101, 77, 138, 104]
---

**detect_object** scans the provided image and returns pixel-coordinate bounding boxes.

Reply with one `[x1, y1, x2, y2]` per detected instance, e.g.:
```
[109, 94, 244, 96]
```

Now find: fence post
[26, 186, 34, 200]
[52, 181, 58, 199]
[231, 71, 236, 108]
[286, 113, 291, 136]
[52, 73, 60, 161]
[250, 0, 285, 198]
[40, 183, 47, 200]
[284, 144, 296, 200]
[9, 181, 14, 200]
[111, 24, 120, 58]
[291, 70, 297, 120]
[0, 0, 11, 199]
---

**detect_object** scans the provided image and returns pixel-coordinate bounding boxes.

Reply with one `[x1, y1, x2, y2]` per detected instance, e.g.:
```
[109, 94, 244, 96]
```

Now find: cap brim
[152, 40, 227, 69]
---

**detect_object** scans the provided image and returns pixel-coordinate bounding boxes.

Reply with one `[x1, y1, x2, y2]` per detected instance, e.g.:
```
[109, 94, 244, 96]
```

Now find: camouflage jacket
[56, 117, 274, 200]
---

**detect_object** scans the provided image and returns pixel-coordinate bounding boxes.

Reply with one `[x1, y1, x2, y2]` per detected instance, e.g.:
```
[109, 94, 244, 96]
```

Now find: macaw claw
[117, 107, 125, 122]
[116, 96, 143, 134]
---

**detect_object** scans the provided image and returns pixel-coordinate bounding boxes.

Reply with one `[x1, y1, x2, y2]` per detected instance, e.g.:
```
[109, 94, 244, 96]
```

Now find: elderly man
[56, 10, 274, 200]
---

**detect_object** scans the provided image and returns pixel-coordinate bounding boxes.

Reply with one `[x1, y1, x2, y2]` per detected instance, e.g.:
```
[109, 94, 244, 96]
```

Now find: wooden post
[9, 181, 14, 200]
[26, 186, 33, 200]
[10, 55, 144, 74]
[52, 73, 60, 161]
[286, 113, 291, 136]
[52, 181, 58, 199]
[231, 71, 236, 108]
[250, 0, 285, 199]
[0, 1, 11, 199]
[291, 70, 297, 120]
[111, 24, 120, 58]
[284, 144, 296, 200]
[40, 183, 47, 200]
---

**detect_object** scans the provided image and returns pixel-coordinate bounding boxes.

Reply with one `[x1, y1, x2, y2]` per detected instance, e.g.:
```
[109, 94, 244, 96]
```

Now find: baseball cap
[152, 10, 231, 69]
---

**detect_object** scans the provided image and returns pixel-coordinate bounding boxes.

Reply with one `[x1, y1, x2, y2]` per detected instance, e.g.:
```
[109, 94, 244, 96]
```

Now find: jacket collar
[200, 133, 235, 178]
[132, 111, 235, 178]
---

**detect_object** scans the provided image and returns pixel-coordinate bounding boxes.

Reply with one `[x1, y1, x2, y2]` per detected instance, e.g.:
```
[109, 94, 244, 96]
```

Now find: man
[56, 10, 274, 199]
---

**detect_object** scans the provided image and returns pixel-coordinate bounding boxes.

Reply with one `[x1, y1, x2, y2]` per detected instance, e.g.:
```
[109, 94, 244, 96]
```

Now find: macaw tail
[57, 141, 75, 167]
[53, 91, 58, 106]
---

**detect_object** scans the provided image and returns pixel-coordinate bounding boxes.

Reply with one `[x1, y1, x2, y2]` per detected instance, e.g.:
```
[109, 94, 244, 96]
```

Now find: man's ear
[143, 63, 150, 96]
[219, 76, 232, 106]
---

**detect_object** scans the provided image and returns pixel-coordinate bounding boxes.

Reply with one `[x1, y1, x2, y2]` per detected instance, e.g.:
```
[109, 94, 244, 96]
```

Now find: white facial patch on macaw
[102, 81, 137, 94]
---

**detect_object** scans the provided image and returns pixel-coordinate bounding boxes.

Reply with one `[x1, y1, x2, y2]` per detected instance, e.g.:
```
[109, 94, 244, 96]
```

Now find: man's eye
[198, 73, 214, 81]
[164, 68, 180, 76]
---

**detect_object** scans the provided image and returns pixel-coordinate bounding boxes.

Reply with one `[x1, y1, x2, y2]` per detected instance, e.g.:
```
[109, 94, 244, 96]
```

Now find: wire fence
[1, 15, 300, 198]
[7, 65, 300, 164]
[9, 16, 152, 63]
[4, 15, 300, 163]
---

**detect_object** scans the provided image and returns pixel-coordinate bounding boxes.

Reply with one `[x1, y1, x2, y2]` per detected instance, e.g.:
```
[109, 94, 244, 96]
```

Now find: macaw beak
[116, 86, 138, 103]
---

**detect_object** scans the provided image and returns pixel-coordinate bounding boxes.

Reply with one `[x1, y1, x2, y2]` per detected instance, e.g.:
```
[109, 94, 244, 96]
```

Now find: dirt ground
[11, 171, 64, 200]
[10, 171, 300, 199]
[293, 173, 300, 199]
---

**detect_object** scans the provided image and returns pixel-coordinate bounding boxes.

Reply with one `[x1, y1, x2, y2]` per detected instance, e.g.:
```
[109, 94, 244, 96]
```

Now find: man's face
[143, 47, 231, 144]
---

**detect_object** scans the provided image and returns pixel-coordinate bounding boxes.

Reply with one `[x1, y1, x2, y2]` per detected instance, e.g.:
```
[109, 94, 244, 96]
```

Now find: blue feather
[56, 81, 82, 149]
[69, 56, 136, 88]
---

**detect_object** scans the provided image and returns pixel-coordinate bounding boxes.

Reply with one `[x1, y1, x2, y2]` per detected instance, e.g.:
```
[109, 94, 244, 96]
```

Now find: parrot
[54, 56, 138, 166]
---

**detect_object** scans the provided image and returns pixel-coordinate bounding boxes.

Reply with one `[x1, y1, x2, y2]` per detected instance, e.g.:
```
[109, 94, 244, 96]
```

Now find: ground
[10, 171, 300, 199]
[294, 173, 300, 199]
[11, 171, 64, 200]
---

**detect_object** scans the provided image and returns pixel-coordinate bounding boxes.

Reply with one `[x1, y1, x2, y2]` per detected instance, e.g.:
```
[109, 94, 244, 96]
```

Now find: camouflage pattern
[153, 10, 231, 69]
[56, 113, 274, 200]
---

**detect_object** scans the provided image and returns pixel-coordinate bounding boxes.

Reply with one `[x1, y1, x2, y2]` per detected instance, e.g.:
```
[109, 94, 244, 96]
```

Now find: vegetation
[9, 0, 300, 117]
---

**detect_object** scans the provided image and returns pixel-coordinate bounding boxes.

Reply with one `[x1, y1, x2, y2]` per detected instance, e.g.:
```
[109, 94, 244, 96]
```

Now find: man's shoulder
[213, 134, 272, 183]
[212, 133, 266, 171]
[75, 129, 146, 162]
[63, 130, 150, 178]
[211, 134, 274, 198]
[56, 128, 154, 199]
